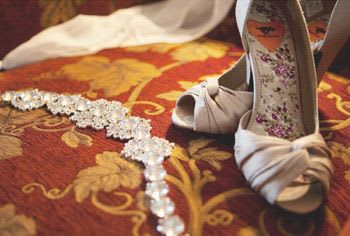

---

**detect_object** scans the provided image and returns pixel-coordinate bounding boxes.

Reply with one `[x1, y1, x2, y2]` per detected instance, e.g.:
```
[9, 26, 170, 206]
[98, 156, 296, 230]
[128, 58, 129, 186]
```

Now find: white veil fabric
[1, 0, 235, 70]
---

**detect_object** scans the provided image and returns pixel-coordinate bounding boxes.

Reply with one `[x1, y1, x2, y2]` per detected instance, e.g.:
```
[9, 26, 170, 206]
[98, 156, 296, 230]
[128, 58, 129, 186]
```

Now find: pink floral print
[248, 1, 306, 140]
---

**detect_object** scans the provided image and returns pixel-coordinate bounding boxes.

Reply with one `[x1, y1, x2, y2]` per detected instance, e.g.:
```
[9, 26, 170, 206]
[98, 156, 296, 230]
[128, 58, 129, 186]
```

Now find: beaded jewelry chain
[1, 89, 185, 236]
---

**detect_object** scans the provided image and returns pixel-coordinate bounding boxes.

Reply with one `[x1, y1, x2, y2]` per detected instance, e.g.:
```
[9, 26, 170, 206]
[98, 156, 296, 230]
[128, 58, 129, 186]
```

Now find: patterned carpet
[0, 37, 350, 235]
[1, 0, 350, 235]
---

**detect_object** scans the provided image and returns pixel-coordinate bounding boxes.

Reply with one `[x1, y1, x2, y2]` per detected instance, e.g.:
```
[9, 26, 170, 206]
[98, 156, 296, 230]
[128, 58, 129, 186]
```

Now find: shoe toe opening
[276, 182, 324, 214]
[172, 96, 196, 130]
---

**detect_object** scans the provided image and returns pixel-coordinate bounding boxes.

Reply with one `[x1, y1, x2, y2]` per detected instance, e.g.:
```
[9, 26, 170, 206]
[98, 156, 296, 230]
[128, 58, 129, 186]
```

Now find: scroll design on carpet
[29, 39, 232, 115]
[0, 106, 75, 160]
[61, 126, 93, 148]
[320, 73, 350, 134]
[169, 138, 254, 235]
[22, 151, 146, 236]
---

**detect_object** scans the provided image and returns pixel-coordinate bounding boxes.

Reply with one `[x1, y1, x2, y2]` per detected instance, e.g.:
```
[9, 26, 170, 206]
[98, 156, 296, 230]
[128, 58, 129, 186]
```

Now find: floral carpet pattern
[0, 38, 349, 236]
[1, 1, 348, 234]
[0, 38, 350, 236]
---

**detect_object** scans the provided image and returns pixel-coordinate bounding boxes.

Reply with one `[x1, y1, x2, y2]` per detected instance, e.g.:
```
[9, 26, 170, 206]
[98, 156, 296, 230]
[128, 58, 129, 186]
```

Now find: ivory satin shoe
[234, 0, 333, 214]
[172, 0, 348, 135]
[171, 55, 253, 134]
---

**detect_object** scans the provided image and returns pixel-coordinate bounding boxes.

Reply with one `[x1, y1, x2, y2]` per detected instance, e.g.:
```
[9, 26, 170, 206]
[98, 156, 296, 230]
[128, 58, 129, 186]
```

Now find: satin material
[173, 79, 253, 134]
[235, 113, 333, 204]
[233, 0, 333, 210]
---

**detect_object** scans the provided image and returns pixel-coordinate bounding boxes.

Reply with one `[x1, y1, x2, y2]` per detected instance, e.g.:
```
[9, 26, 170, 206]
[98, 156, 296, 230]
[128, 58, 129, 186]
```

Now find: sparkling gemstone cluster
[1, 89, 185, 236]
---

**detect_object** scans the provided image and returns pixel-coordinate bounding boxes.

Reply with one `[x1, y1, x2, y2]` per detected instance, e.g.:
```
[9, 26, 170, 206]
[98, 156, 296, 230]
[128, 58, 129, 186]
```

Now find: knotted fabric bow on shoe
[172, 78, 253, 134]
[235, 128, 333, 205]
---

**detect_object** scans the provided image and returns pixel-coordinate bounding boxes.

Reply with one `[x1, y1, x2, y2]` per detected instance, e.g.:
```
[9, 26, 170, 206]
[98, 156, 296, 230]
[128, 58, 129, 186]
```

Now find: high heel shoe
[172, 0, 348, 135]
[171, 55, 253, 134]
[234, 0, 333, 213]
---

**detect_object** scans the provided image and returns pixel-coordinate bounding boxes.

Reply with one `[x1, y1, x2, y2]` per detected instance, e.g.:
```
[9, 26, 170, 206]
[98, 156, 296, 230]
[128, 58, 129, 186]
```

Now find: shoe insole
[246, 0, 306, 141]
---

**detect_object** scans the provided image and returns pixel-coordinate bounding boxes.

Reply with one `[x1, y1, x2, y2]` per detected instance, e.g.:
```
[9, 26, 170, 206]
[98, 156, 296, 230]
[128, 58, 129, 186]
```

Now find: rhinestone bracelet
[1, 89, 185, 236]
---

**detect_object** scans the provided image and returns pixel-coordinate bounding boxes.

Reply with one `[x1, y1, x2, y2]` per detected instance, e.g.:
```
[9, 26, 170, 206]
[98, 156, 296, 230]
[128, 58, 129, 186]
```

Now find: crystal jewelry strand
[1, 89, 185, 236]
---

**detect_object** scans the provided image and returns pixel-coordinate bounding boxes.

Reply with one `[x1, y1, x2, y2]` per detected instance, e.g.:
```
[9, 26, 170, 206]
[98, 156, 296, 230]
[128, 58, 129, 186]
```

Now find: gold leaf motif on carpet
[171, 39, 229, 62]
[0, 203, 36, 236]
[328, 141, 350, 165]
[73, 151, 142, 202]
[0, 135, 22, 160]
[60, 57, 162, 98]
[125, 43, 179, 53]
[22, 151, 146, 235]
[0, 107, 48, 126]
[61, 127, 93, 148]
[318, 80, 332, 93]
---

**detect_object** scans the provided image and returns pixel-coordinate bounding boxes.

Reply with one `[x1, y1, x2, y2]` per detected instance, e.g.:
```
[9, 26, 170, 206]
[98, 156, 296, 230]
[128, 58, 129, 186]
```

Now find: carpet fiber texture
[0, 37, 350, 235]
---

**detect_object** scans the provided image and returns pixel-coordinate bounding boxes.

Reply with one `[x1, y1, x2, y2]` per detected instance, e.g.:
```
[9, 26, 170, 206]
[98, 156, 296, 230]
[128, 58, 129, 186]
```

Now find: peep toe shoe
[234, 0, 333, 214]
[172, 0, 349, 135]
